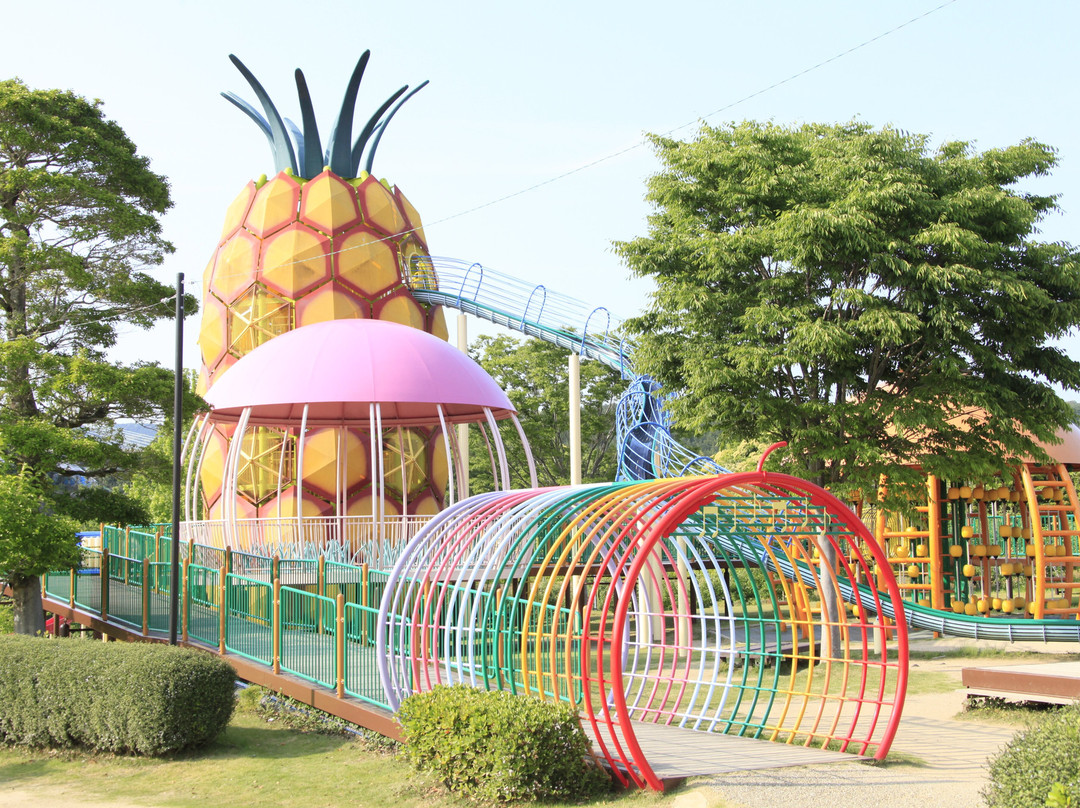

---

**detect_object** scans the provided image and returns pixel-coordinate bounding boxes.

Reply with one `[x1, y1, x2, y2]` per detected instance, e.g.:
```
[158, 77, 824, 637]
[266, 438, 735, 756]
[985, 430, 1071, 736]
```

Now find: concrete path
[684, 634, 1075, 808]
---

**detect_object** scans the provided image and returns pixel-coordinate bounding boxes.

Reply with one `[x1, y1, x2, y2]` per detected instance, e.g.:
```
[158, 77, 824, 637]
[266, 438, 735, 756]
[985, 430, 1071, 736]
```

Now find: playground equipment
[185, 318, 536, 564]
[198, 53, 441, 525]
[60, 463, 910, 789]
[378, 472, 908, 789]
[51, 48, 1080, 790]
[867, 451, 1080, 622]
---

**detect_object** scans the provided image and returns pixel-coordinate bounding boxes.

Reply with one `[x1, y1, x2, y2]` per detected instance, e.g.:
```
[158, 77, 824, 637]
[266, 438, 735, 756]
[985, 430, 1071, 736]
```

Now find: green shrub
[0, 635, 235, 755]
[398, 684, 609, 802]
[983, 702, 1080, 808]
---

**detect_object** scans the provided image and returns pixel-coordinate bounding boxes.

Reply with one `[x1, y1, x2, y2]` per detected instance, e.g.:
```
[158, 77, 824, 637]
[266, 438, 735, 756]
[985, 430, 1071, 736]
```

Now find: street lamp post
[169, 273, 184, 645]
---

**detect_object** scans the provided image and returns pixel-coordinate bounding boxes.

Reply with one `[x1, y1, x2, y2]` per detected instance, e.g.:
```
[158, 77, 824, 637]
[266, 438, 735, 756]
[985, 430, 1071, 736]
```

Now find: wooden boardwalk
[585, 718, 863, 780]
[41, 579, 875, 783]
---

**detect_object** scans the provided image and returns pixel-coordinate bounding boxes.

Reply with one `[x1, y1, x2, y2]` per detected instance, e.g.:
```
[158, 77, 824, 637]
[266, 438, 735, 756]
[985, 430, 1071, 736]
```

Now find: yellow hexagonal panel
[260, 490, 332, 518]
[377, 293, 425, 330]
[202, 255, 215, 302]
[207, 494, 264, 522]
[430, 432, 449, 492]
[198, 428, 229, 504]
[245, 172, 301, 238]
[383, 428, 429, 496]
[198, 294, 229, 370]
[396, 188, 427, 245]
[196, 366, 209, 397]
[300, 427, 369, 499]
[207, 353, 238, 390]
[209, 230, 259, 304]
[221, 181, 257, 242]
[410, 494, 441, 516]
[295, 283, 369, 328]
[429, 306, 449, 341]
[260, 224, 332, 298]
[335, 227, 399, 298]
[228, 284, 293, 359]
[347, 493, 401, 517]
[237, 427, 294, 506]
[299, 170, 362, 235]
[358, 176, 406, 235]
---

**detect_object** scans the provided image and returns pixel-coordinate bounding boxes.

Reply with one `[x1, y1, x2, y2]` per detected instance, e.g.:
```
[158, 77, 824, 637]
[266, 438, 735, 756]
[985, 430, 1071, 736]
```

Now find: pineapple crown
[223, 52, 429, 180]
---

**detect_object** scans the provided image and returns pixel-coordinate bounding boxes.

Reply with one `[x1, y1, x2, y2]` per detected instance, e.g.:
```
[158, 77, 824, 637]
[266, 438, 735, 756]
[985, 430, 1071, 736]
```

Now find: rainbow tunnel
[377, 471, 908, 789]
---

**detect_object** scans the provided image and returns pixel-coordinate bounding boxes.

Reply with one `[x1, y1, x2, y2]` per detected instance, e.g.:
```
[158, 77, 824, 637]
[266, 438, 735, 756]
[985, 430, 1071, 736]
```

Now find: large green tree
[0, 78, 198, 632]
[468, 334, 623, 489]
[615, 120, 1080, 504]
[0, 473, 79, 634]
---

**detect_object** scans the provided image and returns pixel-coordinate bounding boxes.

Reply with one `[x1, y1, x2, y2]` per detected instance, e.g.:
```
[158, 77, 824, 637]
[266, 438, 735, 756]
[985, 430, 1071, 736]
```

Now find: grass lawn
[0, 698, 684, 808]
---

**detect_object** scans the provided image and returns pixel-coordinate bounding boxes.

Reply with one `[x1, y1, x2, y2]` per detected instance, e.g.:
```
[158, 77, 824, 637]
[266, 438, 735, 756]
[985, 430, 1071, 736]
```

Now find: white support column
[569, 352, 582, 486]
[296, 404, 309, 551]
[457, 313, 470, 498]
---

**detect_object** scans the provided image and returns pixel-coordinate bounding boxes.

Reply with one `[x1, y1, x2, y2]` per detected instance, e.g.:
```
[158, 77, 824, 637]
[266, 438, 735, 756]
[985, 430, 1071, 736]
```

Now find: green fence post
[142, 557, 150, 635]
[317, 555, 325, 635]
[361, 563, 369, 646]
[219, 567, 227, 654]
[273, 578, 281, 675]
[101, 549, 109, 622]
[336, 593, 345, 699]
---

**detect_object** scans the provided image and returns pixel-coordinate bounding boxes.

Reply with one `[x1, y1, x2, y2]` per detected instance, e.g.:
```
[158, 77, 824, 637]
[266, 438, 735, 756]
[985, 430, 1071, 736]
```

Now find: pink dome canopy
[203, 319, 515, 426]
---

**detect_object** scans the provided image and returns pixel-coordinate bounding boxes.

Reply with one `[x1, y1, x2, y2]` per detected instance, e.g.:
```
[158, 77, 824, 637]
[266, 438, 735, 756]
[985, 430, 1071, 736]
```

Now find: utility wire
[187, 0, 962, 287]
[421, 0, 961, 229]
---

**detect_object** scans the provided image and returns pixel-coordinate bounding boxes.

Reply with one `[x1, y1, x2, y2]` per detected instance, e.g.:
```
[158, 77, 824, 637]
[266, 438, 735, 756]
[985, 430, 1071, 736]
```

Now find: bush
[983, 702, 1080, 808]
[0, 635, 235, 755]
[398, 685, 609, 802]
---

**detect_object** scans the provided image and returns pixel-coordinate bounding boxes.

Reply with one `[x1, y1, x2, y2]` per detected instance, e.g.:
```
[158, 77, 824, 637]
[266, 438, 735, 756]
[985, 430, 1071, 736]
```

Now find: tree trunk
[11, 575, 46, 635]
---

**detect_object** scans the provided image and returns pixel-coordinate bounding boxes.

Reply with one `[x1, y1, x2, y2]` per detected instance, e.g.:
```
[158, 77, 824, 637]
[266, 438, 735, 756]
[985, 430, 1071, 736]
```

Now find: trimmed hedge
[983, 702, 1080, 808]
[398, 684, 609, 802]
[0, 635, 235, 755]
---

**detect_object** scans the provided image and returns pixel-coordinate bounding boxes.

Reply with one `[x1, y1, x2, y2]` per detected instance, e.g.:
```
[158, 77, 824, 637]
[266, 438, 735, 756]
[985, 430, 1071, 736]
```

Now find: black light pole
[169, 273, 184, 645]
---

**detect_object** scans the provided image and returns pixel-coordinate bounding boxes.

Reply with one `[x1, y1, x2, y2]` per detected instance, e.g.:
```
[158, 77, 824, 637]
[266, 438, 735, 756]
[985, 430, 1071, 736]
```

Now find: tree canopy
[615, 120, 1080, 503]
[468, 334, 622, 488]
[0, 78, 199, 630]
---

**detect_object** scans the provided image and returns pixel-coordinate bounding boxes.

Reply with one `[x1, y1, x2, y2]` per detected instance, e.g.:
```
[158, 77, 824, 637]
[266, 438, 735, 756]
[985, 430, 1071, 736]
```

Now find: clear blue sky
[2, 1, 1077, 391]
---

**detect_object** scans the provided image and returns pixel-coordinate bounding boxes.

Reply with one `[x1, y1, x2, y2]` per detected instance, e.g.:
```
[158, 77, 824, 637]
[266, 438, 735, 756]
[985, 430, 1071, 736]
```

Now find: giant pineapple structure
[197, 53, 448, 525]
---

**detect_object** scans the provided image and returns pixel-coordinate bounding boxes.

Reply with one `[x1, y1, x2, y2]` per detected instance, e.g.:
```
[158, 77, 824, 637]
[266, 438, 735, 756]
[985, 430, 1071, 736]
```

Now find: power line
[421, 0, 961, 230]
[176, 0, 964, 289]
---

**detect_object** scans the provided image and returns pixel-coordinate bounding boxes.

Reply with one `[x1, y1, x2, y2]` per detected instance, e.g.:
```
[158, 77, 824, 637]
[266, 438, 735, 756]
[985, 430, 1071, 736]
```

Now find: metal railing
[181, 514, 432, 567]
[42, 533, 393, 710]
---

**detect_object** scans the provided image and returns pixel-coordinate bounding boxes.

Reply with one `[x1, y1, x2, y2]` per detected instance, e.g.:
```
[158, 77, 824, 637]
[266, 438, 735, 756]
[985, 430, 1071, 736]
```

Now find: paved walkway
[684, 635, 1076, 807]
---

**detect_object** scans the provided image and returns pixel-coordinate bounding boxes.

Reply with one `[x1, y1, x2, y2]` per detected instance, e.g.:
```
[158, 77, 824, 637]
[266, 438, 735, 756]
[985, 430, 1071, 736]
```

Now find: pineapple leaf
[227, 54, 298, 176]
[349, 85, 407, 177]
[284, 118, 305, 170]
[294, 69, 323, 179]
[326, 51, 371, 177]
[221, 91, 271, 139]
[364, 80, 430, 175]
